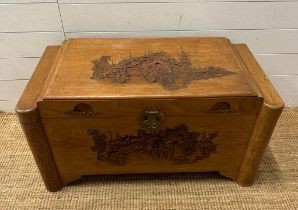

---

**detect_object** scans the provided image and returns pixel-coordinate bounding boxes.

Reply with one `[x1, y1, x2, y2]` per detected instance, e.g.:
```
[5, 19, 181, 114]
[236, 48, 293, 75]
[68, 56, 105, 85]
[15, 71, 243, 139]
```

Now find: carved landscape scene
[88, 124, 218, 165]
[91, 51, 235, 90]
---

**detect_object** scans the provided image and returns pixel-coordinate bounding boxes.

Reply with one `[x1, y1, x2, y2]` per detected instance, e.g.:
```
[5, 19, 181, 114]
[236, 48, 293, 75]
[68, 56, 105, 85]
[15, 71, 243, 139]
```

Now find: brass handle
[210, 102, 231, 113]
[139, 110, 165, 131]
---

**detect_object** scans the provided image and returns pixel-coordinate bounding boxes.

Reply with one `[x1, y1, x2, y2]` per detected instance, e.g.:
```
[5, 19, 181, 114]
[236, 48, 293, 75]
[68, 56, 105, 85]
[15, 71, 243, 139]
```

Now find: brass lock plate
[139, 110, 165, 131]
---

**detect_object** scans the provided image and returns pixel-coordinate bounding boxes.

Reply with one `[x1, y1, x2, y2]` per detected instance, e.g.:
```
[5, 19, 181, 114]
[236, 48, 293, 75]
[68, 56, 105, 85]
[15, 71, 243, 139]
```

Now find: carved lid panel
[44, 38, 259, 100]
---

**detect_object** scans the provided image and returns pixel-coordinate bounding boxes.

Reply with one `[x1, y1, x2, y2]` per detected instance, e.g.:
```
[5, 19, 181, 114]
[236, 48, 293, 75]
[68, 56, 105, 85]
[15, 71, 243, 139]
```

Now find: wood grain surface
[233, 44, 284, 185]
[16, 46, 63, 191]
[45, 38, 258, 99]
[41, 97, 262, 185]
[16, 38, 284, 191]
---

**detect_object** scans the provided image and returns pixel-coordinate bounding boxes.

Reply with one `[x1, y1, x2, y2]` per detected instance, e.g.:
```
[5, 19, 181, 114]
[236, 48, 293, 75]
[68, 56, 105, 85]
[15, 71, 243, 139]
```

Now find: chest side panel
[39, 97, 262, 184]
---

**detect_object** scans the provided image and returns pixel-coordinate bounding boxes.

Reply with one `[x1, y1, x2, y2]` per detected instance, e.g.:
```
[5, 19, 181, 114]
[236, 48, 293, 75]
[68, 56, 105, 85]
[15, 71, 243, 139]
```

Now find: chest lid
[44, 38, 259, 100]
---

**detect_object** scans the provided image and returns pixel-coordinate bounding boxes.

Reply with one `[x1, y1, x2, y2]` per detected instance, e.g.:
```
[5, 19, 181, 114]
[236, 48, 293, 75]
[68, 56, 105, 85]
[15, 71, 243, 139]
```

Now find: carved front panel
[41, 97, 262, 183]
[87, 124, 218, 165]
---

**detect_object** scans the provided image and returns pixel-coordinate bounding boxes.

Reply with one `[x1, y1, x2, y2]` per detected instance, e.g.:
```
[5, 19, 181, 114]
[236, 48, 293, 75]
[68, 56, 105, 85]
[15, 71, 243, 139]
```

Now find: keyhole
[155, 116, 161, 121]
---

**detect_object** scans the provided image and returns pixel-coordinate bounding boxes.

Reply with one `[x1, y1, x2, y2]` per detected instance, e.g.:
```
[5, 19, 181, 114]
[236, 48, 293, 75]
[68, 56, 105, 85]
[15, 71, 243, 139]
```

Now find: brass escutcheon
[140, 110, 165, 131]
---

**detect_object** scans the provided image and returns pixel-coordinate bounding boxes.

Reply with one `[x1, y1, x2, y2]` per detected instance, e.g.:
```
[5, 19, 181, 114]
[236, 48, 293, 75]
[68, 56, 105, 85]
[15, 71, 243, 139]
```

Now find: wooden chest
[16, 38, 284, 192]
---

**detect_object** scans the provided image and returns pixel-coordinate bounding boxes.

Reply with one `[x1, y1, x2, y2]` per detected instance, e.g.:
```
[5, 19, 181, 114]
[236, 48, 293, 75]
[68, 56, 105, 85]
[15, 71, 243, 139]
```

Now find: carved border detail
[87, 124, 218, 165]
[91, 51, 235, 90]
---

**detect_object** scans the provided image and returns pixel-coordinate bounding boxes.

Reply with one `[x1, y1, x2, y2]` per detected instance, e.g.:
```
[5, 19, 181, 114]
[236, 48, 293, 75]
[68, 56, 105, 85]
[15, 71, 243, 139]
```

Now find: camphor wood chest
[16, 38, 284, 192]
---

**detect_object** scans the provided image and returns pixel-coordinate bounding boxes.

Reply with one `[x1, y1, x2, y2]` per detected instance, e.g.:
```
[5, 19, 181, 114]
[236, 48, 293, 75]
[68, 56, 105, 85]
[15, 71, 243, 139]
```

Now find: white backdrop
[0, 0, 298, 112]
